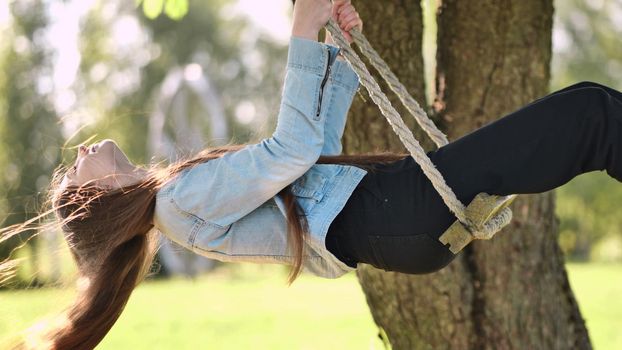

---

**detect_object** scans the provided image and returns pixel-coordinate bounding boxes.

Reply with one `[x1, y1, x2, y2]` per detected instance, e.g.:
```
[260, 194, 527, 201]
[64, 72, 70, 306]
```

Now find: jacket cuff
[288, 36, 339, 75]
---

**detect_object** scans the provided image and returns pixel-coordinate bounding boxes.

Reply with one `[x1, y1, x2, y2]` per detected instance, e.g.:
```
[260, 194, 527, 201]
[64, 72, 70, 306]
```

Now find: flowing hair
[0, 143, 408, 349]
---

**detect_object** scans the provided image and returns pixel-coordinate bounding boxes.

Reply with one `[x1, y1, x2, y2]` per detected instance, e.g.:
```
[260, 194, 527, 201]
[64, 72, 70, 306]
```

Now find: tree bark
[342, 0, 434, 154]
[344, 1, 592, 349]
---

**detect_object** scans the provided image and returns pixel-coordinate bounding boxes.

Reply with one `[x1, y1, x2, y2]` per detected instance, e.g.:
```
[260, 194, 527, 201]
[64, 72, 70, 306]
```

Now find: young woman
[3, 0, 622, 348]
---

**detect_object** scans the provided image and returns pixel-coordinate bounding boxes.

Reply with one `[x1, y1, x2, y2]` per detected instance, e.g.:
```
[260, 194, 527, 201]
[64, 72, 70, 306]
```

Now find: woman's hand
[292, 0, 333, 42]
[326, 0, 363, 44]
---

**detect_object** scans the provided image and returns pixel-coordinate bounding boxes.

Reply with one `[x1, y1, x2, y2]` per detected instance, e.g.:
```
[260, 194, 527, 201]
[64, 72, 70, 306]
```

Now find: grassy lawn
[566, 263, 622, 349]
[1, 263, 620, 349]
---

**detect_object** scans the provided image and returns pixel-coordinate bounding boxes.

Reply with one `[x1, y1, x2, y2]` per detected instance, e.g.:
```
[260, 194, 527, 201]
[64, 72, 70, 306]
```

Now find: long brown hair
[0, 143, 408, 349]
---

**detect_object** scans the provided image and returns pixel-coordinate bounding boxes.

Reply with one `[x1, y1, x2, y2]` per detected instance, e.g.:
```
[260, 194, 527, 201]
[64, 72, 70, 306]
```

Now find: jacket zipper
[316, 47, 332, 118]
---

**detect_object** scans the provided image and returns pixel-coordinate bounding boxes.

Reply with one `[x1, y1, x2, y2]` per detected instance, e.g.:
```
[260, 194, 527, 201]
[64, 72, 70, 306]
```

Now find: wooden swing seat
[439, 193, 518, 254]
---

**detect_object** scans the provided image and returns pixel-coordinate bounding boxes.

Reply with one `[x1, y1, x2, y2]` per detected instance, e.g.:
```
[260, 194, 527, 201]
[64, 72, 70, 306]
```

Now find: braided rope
[325, 19, 469, 225]
[325, 19, 518, 236]
[476, 208, 513, 240]
[348, 29, 449, 148]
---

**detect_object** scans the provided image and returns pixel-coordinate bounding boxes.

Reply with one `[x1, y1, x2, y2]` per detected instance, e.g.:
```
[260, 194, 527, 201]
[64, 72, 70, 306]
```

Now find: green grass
[1, 263, 620, 349]
[566, 263, 622, 349]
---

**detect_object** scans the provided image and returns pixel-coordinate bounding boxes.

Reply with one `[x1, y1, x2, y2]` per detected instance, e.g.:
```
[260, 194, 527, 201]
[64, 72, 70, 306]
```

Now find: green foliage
[137, 0, 189, 20]
[557, 172, 622, 261]
[0, 0, 63, 265]
[73, 0, 287, 165]
[1, 0, 289, 286]
[550, 0, 622, 262]
[551, 0, 622, 89]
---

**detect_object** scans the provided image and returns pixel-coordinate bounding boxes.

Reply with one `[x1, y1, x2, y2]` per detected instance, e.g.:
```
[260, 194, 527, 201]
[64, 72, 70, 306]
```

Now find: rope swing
[325, 19, 517, 253]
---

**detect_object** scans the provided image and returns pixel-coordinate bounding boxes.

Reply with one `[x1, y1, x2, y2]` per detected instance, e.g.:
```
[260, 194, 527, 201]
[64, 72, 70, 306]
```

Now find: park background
[0, 0, 621, 348]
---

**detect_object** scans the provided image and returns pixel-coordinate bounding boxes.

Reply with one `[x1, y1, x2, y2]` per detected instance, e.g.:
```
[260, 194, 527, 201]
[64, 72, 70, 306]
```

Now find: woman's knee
[581, 86, 614, 119]
[558, 81, 604, 93]
[555, 85, 612, 122]
[554, 81, 622, 104]
[572, 81, 602, 89]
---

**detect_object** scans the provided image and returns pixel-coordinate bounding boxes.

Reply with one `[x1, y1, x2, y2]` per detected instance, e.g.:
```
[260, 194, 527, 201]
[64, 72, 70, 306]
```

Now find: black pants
[325, 81, 622, 274]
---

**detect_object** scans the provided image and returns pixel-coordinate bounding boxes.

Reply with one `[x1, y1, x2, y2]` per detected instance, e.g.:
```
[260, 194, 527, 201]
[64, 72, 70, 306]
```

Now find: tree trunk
[344, 1, 592, 349]
[342, 0, 434, 154]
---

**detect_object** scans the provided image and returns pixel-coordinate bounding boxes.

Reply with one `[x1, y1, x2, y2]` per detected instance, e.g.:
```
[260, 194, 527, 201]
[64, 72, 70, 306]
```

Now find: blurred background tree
[73, 0, 287, 162]
[0, 0, 289, 285]
[0, 0, 63, 287]
[77, 0, 288, 277]
[552, 0, 622, 262]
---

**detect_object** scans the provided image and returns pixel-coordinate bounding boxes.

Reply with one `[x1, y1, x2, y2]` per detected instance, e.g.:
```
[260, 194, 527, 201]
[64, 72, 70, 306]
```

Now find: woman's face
[63, 139, 145, 189]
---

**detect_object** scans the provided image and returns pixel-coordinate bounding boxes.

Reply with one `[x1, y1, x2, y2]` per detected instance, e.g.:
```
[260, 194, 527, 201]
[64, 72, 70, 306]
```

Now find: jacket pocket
[290, 171, 328, 214]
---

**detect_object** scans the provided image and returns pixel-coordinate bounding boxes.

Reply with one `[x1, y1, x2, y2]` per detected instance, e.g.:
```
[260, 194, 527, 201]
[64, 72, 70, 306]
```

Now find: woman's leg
[326, 81, 622, 274]
[430, 81, 622, 202]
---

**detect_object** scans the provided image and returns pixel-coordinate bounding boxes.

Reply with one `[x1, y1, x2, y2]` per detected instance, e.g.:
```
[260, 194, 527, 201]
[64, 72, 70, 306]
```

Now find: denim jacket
[154, 37, 367, 278]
